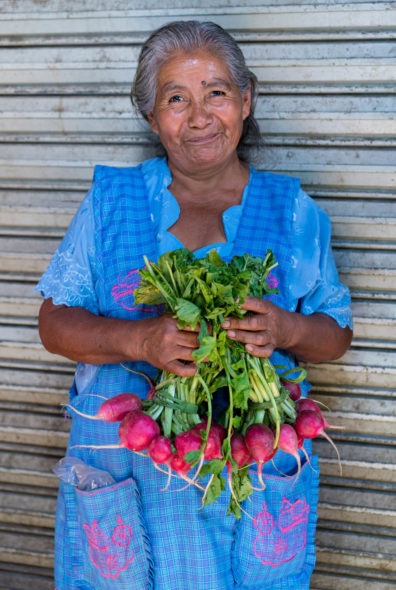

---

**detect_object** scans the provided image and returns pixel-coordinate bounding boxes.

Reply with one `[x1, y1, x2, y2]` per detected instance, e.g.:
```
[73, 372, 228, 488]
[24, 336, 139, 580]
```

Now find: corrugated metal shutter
[0, 1, 395, 588]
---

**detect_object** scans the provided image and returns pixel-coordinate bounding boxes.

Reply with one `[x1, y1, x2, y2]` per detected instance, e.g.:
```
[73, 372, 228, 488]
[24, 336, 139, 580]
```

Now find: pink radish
[276, 423, 301, 476]
[148, 436, 173, 464]
[202, 430, 223, 460]
[66, 392, 142, 422]
[194, 420, 226, 442]
[245, 423, 277, 488]
[295, 398, 324, 417]
[193, 422, 224, 460]
[174, 429, 202, 460]
[193, 420, 225, 460]
[70, 409, 160, 454]
[282, 381, 302, 401]
[229, 433, 252, 468]
[295, 409, 342, 473]
[118, 410, 160, 451]
[169, 452, 192, 476]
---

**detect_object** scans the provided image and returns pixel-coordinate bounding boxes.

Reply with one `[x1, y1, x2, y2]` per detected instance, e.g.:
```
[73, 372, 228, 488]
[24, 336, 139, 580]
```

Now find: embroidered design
[111, 269, 158, 312]
[253, 499, 310, 567]
[83, 515, 134, 578]
[266, 270, 279, 290]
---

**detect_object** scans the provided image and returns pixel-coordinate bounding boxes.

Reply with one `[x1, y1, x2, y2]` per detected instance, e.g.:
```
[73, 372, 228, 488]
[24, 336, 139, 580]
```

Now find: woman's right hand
[38, 298, 200, 377]
[136, 314, 200, 376]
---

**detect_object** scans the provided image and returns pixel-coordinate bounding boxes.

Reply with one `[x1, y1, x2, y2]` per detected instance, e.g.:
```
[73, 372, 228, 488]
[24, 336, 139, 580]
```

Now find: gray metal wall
[0, 1, 395, 588]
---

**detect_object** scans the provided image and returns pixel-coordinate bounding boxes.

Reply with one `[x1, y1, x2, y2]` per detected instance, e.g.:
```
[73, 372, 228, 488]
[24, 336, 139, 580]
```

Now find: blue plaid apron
[55, 164, 320, 589]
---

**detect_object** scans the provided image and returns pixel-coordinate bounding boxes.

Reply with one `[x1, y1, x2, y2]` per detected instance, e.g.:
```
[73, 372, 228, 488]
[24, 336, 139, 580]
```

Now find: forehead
[156, 50, 233, 88]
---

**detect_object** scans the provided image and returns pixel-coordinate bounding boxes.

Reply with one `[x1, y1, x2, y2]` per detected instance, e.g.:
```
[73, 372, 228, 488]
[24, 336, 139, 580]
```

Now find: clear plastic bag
[52, 456, 115, 491]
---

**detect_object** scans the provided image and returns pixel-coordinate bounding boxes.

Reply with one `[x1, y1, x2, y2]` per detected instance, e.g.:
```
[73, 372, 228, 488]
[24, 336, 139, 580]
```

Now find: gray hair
[131, 20, 261, 161]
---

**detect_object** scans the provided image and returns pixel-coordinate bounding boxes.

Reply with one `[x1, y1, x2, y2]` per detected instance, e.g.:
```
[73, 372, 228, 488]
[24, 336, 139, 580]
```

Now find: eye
[168, 94, 184, 104]
[210, 89, 226, 97]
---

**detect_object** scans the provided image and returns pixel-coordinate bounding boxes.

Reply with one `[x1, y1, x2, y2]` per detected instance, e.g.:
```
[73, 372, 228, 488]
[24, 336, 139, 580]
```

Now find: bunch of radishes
[69, 381, 340, 516]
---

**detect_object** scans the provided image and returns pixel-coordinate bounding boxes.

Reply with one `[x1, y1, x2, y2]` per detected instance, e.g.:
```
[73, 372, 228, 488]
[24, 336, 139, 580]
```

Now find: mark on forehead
[201, 80, 207, 87]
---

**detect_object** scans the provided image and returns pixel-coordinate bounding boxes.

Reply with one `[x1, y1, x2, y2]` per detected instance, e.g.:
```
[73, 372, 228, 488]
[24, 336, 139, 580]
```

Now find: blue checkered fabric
[53, 164, 321, 589]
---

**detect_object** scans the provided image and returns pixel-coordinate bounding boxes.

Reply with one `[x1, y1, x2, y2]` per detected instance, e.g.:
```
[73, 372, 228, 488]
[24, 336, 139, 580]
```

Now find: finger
[240, 296, 271, 314]
[244, 343, 274, 358]
[166, 360, 197, 377]
[226, 328, 272, 347]
[176, 331, 200, 349]
[223, 314, 265, 332]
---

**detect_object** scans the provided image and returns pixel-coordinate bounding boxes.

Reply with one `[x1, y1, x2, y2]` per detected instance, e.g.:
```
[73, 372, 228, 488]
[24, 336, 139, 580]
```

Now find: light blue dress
[37, 157, 352, 590]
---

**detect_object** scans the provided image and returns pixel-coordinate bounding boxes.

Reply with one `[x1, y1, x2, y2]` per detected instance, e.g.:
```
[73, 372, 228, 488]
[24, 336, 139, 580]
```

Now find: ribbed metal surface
[0, 1, 395, 588]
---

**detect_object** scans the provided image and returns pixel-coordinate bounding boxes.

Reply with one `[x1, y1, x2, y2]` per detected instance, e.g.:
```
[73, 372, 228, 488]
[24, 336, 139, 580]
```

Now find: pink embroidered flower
[111, 269, 158, 312]
[82, 520, 109, 551]
[111, 269, 141, 311]
[83, 515, 135, 578]
[266, 271, 279, 290]
[112, 515, 133, 548]
[253, 499, 309, 567]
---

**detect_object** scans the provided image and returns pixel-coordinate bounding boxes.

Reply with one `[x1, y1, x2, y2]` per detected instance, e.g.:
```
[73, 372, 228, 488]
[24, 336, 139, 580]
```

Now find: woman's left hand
[222, 296, 353, 363]
[222, 296, 286, 358]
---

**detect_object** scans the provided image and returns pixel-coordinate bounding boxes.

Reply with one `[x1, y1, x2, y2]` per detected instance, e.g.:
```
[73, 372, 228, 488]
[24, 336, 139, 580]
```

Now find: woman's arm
[222, 296, 353, 363]
[38, 298, 199, 377]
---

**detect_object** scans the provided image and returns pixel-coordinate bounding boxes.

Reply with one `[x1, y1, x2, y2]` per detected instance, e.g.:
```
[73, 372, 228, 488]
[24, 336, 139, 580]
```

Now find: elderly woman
[37, 20, 352, 590]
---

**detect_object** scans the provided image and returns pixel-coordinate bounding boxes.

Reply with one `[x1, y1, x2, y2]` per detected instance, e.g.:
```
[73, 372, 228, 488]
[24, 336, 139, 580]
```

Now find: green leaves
[135, 248, 278, 326]
[227, 467, 253, 518]
[174, 298, 201, 328]
[136, 247, 287, 516]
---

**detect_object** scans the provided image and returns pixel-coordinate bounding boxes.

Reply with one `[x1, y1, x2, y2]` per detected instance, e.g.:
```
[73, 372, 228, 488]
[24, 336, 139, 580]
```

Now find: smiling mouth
[186, 133, 220, 144]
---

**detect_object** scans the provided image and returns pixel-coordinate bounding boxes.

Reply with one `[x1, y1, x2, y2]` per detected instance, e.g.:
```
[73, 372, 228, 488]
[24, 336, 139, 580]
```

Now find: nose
[188, 99, 212, 128]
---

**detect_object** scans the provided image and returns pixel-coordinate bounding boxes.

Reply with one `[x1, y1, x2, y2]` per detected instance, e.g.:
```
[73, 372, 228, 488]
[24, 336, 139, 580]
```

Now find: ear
[242, 88, 252, 121]
[147, 112, 159, 135]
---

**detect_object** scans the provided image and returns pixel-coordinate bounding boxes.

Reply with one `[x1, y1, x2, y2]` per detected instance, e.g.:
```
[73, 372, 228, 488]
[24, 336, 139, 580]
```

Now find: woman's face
[148, 50, 251, 178]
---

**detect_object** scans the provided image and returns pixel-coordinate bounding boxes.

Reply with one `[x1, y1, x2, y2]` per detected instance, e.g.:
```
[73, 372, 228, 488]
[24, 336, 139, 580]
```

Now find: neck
[167, 156, 249, 201]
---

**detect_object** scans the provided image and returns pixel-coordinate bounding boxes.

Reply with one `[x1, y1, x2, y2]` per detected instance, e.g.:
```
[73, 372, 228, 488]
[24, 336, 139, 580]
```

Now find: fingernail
[228, 330, 235, 338]
[222, 320, 230, 328]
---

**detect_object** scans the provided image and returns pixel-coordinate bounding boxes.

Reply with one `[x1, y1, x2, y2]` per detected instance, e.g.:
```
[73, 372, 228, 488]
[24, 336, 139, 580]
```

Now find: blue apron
[55, 164, 320, 590]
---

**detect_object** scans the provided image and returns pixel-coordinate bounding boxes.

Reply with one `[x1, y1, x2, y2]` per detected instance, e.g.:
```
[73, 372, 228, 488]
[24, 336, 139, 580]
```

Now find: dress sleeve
[289, 190, 353, 329]
[35, 189, 100, 315]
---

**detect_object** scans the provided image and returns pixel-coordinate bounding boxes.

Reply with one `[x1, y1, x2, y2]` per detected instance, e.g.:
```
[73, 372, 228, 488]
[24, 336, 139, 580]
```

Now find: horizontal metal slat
[0, 385, 68, 407]
[0, 467, 60, 488]
[319, 503, 396, 529]
[0, 3, 394, 38]
[0, 426, 69, 448]
[319, 458, 396, 482]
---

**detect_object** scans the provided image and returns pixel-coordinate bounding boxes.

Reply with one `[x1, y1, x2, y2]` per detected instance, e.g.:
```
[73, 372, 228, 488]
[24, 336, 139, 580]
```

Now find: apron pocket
[65, 477, 153, 590]
[232, 456, 319, 589]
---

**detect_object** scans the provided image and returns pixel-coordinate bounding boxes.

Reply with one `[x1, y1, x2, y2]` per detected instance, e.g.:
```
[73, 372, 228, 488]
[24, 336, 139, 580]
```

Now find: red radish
[118, 410, 160, 451]
[202, 430, 223, 460]
[193, 420, 225, 460]
[148, 435, 173, 464]
[230, 433, 252, 468]
[295, 398, 323, 417]
[169, 452, 192, 476]
[295, 409, 342, 473]
[276, 423, 301, 476]
[70, 409, 160, 454]
[193, 420, 226, 442]
[295, 409, 326, 439]
[282, 381, 302, 401]
[174, 429, 202, 460]
[66, 392, 142, 422]
[245, 423, 277, 488]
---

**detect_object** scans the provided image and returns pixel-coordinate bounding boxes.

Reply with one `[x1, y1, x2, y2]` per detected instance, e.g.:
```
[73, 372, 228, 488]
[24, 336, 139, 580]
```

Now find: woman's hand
[137, 314, 200, 376]
[38, 298, 200, 377]
[221, 296, 352, 363]
[222, 296, 284, 358]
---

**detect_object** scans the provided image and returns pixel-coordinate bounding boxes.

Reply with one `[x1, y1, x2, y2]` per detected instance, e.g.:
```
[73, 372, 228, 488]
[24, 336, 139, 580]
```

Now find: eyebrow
[159, 78, 233, 94]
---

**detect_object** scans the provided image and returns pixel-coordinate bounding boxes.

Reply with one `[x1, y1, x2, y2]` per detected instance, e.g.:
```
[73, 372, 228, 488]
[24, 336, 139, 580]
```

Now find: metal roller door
[0, 1, 395, 588]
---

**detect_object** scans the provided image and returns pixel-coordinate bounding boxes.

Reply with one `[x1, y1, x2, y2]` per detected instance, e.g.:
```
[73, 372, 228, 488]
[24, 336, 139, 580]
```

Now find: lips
[185, 133, 221, 145]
